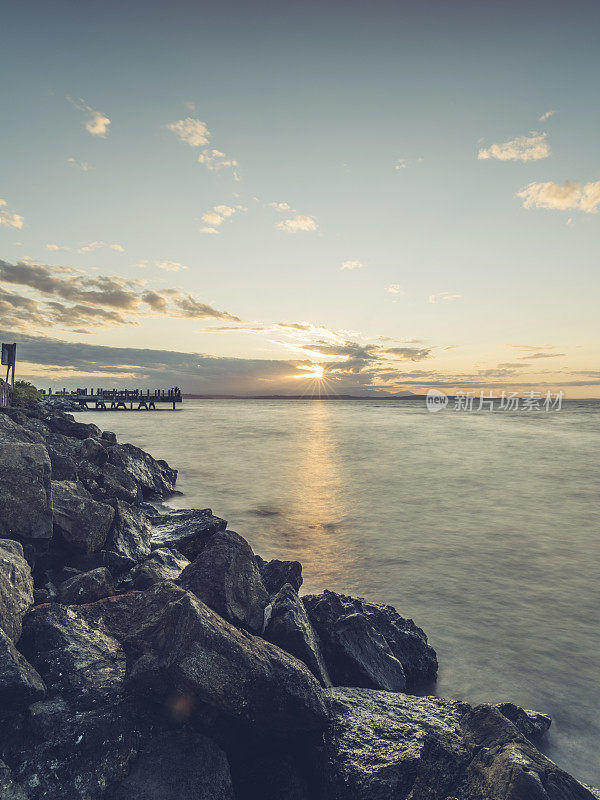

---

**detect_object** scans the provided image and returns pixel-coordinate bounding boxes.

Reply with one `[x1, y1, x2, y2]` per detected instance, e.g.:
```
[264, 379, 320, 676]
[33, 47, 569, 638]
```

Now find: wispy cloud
[197, 149, 239, 178]
[269, 201, 293, 212]
[518, 352, 566, 360]
[156, 260, 188, 272]
[66, 157, 93, 171]
[69, 98, 111, 137]
[386, 284, 402, 294]
[276, 214, 318, 233]
[0, 199, 24, 229]
[340, 260, 363, 270]
[166, 118, 210, 147]
[516, 180, 600, 213]
[201, 203, 245, 233]
[428, 292, 462, 304]
[478, 132, 549, 162]
[395, 156, 423, 170]
[77, 241, 125, 254]
[538, 110, 555, 122]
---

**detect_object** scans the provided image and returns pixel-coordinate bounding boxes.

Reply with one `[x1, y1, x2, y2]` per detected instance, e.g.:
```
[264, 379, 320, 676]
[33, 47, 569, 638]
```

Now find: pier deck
[42, 388, 182, 410]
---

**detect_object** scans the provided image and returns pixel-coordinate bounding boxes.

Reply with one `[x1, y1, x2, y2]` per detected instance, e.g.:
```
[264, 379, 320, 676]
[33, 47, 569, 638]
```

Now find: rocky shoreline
[0, 404, 597, 799]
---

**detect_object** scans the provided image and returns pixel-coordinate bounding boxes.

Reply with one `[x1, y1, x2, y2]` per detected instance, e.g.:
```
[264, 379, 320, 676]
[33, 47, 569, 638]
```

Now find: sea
[79, 397, 600, 787]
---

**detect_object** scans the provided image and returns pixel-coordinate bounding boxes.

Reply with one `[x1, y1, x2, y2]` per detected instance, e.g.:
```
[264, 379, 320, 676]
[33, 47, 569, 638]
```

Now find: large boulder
[0, 539, 34, 641]
[150, 507, 227, 559]
[321, 687, 466, 800]
[179, 530, 269, 633]
[110, 730, 234, 800]
[0, 628, 46, 716]
[107, 500, 153, 562]
[107, 443, 177, 498]
[44, 412, 101, 441]
[264, 583, 331, 687]
[256, 555, 303, 595]
[19, 603, 126, 710]
[129, 547, 190, 590]
[0, 443, 53, 540]
[52, 480, 115, 554]
[495, 701, 552, 741]
[304, 590, 437, 690]
[78, 460, 141, 504]
[0, 760, 28, 800]
[58, 566, 115, 605]
[0, 412, 46, 445]
[79, 436, 108, 466]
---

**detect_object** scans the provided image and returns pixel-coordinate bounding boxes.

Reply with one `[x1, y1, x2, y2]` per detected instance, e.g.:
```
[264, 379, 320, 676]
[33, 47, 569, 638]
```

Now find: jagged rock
[44, 412, 101, 441]
[0, 412, 46, 445]
[47, 447, 78, 481]
[65, 549, 136, 576]
[52, 480, 115, 554]
[78, 459, 141, 504]
[0, 443, 53, 540]
[97, 581, 328, 732]
[179, 530, 269, 633]
[0, 760, 28, 800]
[19, 603, 126, 710]
[33, 588, 50, 605]
[495, 701, 552, 741]
[110, 730, 234, 800]
[264, 583, 331, 687]
[0, 539, 34, 641]
[129, 547, 190, 589]
[304, 590, 437, 690]
[107, 442, 177, 498]
[101, 430, 117, 445]
[256, 555, 303, 595]
[58, 567, 115, 604]
[107, 500, 152, 562]
[79, 436, 108, 466]
[150, 507, 227, 559]
[321, 687, 466, 800]
[0, 628, 46, 716]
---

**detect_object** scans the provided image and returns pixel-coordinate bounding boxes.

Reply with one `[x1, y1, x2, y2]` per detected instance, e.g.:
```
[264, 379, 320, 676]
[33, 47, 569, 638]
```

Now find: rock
[106, 500, 153, 562]
[66, 549, 136, 576]
[0, 628, 46, 716]
[79, 460, 141, 504]
[0, 539, 34, 641]
[129, 547, 190, 589]
[107, 442, 177, 498]
[179, 530, 269, 633]
[44, 411, 101, 441]
[321, 687, 465, 800]
[110, 730, 234, 800]
[47, 447, 78, 481]
[264, 583, 331, 687]
[495, 701, 552, 741]
[58, 567, 115, 604]
[256, 555, 303, 595]
[0, 443, 53, 540]
[33, 588, 50, 605]
[79, 436, 108, 466]
[52, 480, 115, 554]
[0, 412, 45, 445]
[19, 603, 126, 710]
[117, 581, 328, 733]
[150, 507, 227, 559]
[304, 590, 437, 690]
[0, 760, 28, 800]
[101, 430, 117, 445]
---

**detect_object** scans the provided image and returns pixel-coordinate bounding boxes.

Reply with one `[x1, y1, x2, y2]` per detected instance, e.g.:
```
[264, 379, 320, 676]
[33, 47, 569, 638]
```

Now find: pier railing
[40, 387, 182, 410]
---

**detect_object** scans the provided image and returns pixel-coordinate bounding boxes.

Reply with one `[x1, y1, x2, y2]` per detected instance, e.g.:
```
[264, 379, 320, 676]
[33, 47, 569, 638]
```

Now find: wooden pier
[42, 387, 182, 411]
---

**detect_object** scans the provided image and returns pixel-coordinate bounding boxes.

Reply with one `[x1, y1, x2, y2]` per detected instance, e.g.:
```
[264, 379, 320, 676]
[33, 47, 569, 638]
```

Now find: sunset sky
[1, 0, 599, 396]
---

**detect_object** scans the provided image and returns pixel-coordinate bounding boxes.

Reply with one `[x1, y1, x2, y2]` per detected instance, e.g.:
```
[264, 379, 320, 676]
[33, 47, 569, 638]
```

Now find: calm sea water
[80, 398, 600, 786]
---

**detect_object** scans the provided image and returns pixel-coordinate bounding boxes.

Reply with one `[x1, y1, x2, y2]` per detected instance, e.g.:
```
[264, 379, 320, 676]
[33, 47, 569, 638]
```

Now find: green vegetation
[12, 380, 41, 405]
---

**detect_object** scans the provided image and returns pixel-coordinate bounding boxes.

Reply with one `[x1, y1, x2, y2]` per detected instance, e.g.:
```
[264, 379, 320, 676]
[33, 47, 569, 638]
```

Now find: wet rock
[120, 581, 328, 733]
[52, 480, 115, 554]
[256, 555, 303, 595]
[79, 436, 108, 466]
[0, 628, 46, 716]
[129, 547, 190, 589]
[19, 603, 126, 710]
[107, 500, 153, 562]
[150, 507, 227, 559]
[0, 443, 53, 540]
[107, 442, 177, 498]
[321, 687, 465, 800]
[264, 583, 331, 687]
[58, 567, 115, 605]
[179, 530, 269, 633]
[110, 730, 234, 800]
[45, 411, 101, 441]
[0, 539, 34, 641]
[495, 701, 552, 741]
[66, 549, 136, 576]
[304, 590, 437, 690]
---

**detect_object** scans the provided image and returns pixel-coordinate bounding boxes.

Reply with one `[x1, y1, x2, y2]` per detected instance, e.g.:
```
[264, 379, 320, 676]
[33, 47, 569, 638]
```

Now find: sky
[1, 0, 599, 397]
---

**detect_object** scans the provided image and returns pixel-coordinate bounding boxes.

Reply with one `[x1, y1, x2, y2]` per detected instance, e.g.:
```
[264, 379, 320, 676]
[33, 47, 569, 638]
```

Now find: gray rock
[52, 480, 115, 554]
[0, 443, 53, 540]
[107, 500, 153, 562]
[0, 760, 29, 800]
[495, 701, 552, 741]
[0, 539, 34, 642]
[150, 507, 227, 559]
[129, 547, 190, 589]
[179, 530, 269, 633]
[101, 430, 117, 445]
[256, 555, 303, 595]
[0, 627, 46, 716]
[264, 583, 331, 687]
[79, 460, 141, 504]
[58, 567, 115, 605]
[0, 412, 45, 445]
[110, 730, 234, 800]
[45, 412, 101, 441]
[79, 436, 108, 466]
[107, 442, 177, 498]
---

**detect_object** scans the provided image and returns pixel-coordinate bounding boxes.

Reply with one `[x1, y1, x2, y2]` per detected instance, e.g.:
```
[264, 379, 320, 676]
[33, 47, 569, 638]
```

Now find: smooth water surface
[84, 398, 600, 785]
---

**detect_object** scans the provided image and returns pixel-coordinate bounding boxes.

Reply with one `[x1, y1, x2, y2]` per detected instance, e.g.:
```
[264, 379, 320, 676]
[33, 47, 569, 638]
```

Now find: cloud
[46, 244, 70, 252]
[518, 352, 566, 360]
[428, 292, 462, 304]
[340, 260, 363, 270]
[201, 203, 245, 233]
[197, 149, 239, 178]
[516, 180, 600, 213]
[166, 118, 210, 147]
[69, 98, 111, 138]
[384, 347, 431, 361]
[395, 156, 423, 170]
[277, 214, 318, 233]
[269, 201, 292, 211]
[386, 284, 402, 294]
[539, 110, 555, 122]
[0, 199, 24, 229]
[66, 157, 93, 171]
[77, 241, 125, 254]
[478, 132, 549, 162]
[156, 260, 188, 272]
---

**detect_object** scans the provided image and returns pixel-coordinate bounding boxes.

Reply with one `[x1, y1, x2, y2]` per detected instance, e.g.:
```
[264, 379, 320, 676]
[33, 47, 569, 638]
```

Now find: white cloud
[386, 284, 402, 294]
[77, 241, 125, 254]
[66, 157, 93, 171]
[167, 118, 210, 147]
[201, 203, 245, 233]
[478, 132, 549, 162]
[0, 199, 24, 229]
[46, 244, 70, 252]
[428, 292, 462, 304]
[109, 244, 124, 252]
[201, 227, 219, 234]
[85, 109, 111, 137]
[197, 149, 239, 178]
[277, 214, 318, 233]
[395, 156, 423, 170]
[156, 260, 189, 272]
[516, 180, 600, 213]
[269, 201, 293, 211]
[539, 110, 555, 122]
[340, 260, 363, 271]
